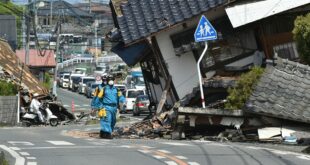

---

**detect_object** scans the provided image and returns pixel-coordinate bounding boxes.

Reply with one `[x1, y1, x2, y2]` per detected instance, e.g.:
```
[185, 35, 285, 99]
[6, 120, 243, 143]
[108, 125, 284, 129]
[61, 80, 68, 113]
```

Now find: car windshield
[71, 77, 80, 83]
[127, 90, 144, 98]
[138, 96, 149, 101]
[83, 78, 95, 84]
[115, 86, 125, 91]
[133, 76, 145, 85]
[64, 75, 70, 79]
[91, 84, 100, 88]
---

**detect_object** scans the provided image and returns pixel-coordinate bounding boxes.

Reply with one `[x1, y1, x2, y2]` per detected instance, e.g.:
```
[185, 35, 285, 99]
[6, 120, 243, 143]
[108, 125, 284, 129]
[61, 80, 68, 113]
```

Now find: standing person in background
[91, 75, 125, 139]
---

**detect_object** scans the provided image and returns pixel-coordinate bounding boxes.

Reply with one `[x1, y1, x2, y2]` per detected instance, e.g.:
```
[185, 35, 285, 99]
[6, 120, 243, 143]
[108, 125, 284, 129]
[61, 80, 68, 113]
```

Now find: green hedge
[0, 151, 9, 165]
[293, 13, 310, 64]
[0, 80, 18, 96]
[43, 72, 52, 89]
[225, 67, 265, 110]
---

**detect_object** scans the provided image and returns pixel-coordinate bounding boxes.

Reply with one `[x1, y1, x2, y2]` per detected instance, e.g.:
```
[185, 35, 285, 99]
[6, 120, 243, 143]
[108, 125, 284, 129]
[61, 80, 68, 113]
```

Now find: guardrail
[57, 55, 123, 68]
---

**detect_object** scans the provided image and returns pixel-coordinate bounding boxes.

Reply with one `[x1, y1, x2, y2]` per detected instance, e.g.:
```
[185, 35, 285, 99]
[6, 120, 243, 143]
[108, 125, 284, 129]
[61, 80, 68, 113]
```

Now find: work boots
[100, 131, 112, 139]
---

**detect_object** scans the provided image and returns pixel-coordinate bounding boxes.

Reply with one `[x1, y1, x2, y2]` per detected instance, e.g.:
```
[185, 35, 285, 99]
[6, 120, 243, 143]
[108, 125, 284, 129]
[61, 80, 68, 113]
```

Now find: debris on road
[113, 115, 173, 139]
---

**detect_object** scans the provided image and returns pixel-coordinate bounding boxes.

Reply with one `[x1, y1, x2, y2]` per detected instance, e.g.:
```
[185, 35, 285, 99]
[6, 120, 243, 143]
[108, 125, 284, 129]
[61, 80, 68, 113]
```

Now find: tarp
[111, 42, 149, 66]
[225, 0, 310, 28]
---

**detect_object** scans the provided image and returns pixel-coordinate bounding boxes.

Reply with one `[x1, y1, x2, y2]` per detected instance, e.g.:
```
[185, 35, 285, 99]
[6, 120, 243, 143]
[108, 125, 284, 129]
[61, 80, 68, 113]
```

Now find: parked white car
[78, 76, 95, 94]
[123, 89, 145, 113]
[59, 74, 70, 88]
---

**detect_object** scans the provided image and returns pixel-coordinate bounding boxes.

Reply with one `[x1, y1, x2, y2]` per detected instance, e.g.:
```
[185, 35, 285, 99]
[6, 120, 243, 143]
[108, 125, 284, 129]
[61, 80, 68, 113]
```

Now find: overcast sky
[12, 0, 109, 5]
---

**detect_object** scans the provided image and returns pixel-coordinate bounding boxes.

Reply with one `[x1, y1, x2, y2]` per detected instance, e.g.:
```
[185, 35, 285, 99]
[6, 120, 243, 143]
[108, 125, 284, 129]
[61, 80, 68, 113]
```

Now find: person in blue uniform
[91, 75, 125, 139]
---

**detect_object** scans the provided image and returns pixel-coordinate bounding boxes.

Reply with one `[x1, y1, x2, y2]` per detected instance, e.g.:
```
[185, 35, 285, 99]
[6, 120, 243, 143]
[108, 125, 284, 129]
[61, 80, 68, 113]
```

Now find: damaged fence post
[197, 42, 208, 108]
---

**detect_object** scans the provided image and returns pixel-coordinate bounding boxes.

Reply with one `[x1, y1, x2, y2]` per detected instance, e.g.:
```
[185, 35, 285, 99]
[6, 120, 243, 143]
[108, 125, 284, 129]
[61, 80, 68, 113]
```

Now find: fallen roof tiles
[246, 58, 310, 123]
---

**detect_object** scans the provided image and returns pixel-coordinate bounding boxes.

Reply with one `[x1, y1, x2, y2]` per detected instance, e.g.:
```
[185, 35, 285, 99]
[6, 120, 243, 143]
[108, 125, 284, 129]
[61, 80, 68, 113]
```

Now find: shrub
[225, 67, 265, 110]
[43, 72, 52, 89]
[0, 151, 9, 165]
[0, 80, 18, 96]
[293, 13, 310, 64]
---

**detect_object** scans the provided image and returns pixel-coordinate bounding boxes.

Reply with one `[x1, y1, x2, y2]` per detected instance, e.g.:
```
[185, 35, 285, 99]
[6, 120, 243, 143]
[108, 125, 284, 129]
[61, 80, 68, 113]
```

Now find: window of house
[273, 42, 299, 60]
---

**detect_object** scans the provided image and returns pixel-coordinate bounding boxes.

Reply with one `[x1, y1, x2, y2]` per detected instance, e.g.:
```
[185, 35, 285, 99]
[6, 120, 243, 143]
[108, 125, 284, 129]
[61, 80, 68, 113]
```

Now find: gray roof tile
[246, 58, 310, 123]
[114, 0, 227, 44]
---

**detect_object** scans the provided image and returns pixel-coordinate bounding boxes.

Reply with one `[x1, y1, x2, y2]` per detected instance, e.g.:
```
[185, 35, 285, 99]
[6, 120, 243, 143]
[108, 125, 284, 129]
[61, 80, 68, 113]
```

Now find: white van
[78, 76, 95, 94]
[123, 89, 145, 113]
[60, 73, 70, 88]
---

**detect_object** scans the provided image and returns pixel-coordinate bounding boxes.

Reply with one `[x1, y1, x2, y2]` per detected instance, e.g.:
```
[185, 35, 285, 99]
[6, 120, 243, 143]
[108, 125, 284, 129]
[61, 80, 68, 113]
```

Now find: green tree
[225, 67, 265, 110]
[293, 13, 310, 64]
[0, 80, 18, 96]
[43, 72, 51, 89]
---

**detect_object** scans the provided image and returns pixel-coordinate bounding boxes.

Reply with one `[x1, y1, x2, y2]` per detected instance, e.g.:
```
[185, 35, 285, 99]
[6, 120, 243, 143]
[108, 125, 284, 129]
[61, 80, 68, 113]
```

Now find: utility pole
[95, 23, 97, 62]
[89, 0, 91, 13]
[52, 22, 61, 98]
[50, 0, 53, 25]
[25, 0, 31, 65]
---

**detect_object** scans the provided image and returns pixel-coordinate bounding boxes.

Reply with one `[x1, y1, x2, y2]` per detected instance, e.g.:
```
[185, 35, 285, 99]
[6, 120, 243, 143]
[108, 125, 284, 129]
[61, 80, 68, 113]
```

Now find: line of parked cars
[57, 71, 151, 116]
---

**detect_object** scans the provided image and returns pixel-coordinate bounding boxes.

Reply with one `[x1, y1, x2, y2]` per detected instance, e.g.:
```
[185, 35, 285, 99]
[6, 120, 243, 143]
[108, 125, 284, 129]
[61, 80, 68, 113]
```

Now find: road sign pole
[194, 15, 217, 109]
[197, 42, 208, 108]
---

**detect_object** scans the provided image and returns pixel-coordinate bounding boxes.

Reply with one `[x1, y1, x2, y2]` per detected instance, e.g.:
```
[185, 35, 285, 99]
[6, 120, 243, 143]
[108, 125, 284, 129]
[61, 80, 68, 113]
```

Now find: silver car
[85, 82, 101, 98]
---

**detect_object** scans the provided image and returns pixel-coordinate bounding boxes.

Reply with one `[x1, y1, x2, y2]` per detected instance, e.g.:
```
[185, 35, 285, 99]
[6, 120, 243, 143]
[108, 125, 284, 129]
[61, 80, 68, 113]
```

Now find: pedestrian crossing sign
[194, 15, 217, 42]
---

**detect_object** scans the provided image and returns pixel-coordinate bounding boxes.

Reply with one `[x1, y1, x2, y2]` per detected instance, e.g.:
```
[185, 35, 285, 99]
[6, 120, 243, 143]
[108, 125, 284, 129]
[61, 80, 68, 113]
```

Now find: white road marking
[86, 138, 95, 141]
[83, 104, 89, 106]
[297, 155, 310, 160]
[161, 142, 193, 146]
[19, 152, 30, 156]
[74, 105, 81, 107]
[10, 147, 21, 151]
[157, 149, 171, 154]
[27, 162, 37, 165]
[26, 157, 36, 160]
[20, 145, 126, 150]
[165, 161, 178, 165]
[99, 139, 112, 142]
[138, 149, 151, 154]
[0, 145, 25, 165]
[46, 141, 74, 146]
[120, 145, 132, 148]
[188, 162, 200, 165]
[8, 141, 34, 146]
[193, 140, 212, 143]
[153, 155, 165, 159]
[141, 146, 154, 149]
[175, 156, 187, 160]
[63, 105, 69, 107]
[246, 146, 263, 150]
[269, 150, 291, 155]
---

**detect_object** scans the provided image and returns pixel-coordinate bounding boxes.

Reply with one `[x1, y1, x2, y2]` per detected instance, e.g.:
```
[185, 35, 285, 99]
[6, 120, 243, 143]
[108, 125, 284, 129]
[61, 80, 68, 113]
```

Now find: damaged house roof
[0, 39, 48, 95]
[16, 49, 56, 68]
[111, 0, 227, 44]
[246, 58, 310, 123]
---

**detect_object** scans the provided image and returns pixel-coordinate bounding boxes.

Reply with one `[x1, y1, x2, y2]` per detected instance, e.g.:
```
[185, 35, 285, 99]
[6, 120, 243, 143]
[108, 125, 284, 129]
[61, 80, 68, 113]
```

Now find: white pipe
[197, 42, 208, 108]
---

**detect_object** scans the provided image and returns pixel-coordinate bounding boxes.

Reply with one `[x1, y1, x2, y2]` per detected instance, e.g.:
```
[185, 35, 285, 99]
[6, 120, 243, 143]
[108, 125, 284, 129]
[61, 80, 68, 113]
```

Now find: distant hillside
[0, 1, 24, 48]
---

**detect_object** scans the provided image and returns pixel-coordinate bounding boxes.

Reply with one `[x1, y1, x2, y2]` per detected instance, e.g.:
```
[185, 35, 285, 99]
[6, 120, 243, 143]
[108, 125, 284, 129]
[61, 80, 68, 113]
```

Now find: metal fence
[57, 55, 123, 68]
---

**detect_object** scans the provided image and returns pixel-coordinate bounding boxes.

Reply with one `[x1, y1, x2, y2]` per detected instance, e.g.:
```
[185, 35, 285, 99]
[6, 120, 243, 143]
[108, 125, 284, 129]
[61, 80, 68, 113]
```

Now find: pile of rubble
[113, 112, 174, 139]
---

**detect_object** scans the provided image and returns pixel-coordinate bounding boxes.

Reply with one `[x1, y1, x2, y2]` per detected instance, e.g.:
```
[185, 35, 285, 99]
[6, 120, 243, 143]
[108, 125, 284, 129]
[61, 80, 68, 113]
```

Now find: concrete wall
[0, 96, 18, 125]
[156, 29, 199, 99]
